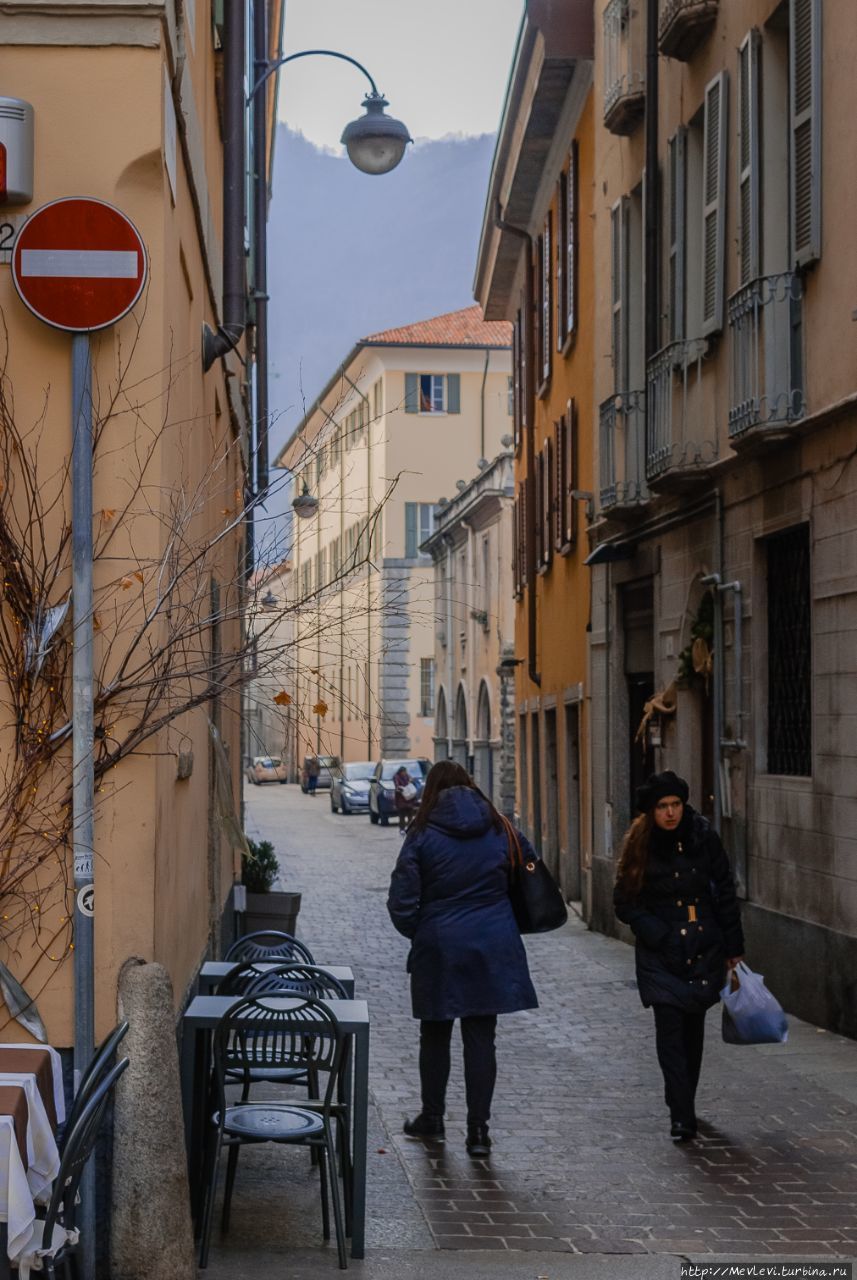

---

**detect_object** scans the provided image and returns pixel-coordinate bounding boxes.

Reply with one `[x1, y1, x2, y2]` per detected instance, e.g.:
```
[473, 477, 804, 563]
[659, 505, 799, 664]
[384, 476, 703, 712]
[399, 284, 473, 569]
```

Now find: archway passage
[452, 684, 468, 767]
[474, 681, 493, 799]
[434, 687, 449, 761]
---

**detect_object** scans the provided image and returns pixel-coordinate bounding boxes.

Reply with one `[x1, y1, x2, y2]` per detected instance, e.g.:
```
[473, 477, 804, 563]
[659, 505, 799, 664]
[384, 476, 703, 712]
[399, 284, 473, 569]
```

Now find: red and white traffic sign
[11, 196, 148, 332]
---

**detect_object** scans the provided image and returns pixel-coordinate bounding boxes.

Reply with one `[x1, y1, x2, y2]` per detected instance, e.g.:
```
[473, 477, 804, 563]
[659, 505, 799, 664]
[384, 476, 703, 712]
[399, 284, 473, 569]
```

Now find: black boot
[466, 1123, 491, 1157]
[403, 1113, 445, 1139]
[670, 1119, 697, 1142]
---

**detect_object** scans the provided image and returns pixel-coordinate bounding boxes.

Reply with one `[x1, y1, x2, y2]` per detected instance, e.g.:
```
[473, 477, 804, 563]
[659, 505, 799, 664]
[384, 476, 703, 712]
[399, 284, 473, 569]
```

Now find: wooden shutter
[667, 128, 687, 343]
[611, 198, 629, 390]
[540, 439, 553, 571]
[446, 373, 460, 414]
[737, 32, 761, 286]
[554, 415, 566, 551]
[405, 503, 417, 558]
[404, 372, 418, 413]
[566, 398, 578, 548]
[566, 142, 578, 340]
[701, 70, 729, 337]
[541, 213, 552, 384]
[512, 311, 522, 450]
[514, 486, 524, 597]
[556, 177, 567, 347]
[790, 0, 821, 267]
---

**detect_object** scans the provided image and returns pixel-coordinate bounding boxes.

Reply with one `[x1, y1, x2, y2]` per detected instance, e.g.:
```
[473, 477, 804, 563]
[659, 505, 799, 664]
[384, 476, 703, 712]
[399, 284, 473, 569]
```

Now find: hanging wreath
[678, 592, 715, 693]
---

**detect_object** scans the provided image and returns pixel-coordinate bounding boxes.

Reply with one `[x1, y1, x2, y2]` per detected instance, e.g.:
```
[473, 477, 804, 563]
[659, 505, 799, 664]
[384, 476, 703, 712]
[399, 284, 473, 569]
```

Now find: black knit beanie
[635, 770, 689, 814]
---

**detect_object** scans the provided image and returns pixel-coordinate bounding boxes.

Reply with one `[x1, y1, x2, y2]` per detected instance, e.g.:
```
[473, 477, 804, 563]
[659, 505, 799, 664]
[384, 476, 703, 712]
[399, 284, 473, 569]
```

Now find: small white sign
[0, 213, 26, 266]
[74, 854, 93, 878]
[76, 884, 95, 918]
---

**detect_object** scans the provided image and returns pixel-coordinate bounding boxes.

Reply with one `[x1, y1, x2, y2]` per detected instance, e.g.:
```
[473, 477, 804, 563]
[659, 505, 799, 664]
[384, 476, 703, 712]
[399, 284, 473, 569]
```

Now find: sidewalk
[202, 785, 857, 1276]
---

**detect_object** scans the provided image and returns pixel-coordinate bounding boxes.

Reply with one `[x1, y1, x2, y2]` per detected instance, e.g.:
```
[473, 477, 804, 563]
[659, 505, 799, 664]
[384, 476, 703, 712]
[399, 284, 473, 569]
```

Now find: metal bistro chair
[21, 1058, 129, 1279]
[198, 995, 348, 1270]
[224, 930, 314, 965]
[215, 964, 352, 1209]
[56, 1019, 129, 1152]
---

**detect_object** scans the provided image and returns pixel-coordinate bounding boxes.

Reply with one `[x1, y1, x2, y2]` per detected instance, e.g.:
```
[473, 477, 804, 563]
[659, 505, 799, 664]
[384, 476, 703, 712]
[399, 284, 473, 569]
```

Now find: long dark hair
[408, 760, 504, 836]
[614, 812, 654, 896]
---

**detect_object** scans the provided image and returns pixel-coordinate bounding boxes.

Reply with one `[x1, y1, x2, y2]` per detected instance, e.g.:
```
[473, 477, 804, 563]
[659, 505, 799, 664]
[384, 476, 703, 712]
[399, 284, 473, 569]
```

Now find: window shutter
[611, 199, 629, 390]
[554, 416, 566, 551]
[542, 213, 552, 383]
[668, 128, 687, 343]
[404, 372, 418, 413]
[446, 373, 460, 414]
[738, 32, 761, 286]
[790, 0, 821, 268]
[512, 312, 522, 449]
[541, 438, 553, 570]
[566, 398, 578, 547]
[556, 177, 566, 348]
[701, 70, 729, 337]
[567, 143, 578, 339]
[405, 503, 417, 558]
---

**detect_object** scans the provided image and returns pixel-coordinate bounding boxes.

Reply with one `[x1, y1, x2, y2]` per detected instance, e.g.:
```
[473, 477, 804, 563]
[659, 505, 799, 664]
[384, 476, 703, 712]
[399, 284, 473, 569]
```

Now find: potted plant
[240, 837, 302, 936]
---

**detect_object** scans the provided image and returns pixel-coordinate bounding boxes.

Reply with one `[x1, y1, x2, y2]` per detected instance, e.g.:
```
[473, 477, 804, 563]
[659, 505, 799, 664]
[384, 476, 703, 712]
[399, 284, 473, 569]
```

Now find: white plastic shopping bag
[721, 960, 788, 1045]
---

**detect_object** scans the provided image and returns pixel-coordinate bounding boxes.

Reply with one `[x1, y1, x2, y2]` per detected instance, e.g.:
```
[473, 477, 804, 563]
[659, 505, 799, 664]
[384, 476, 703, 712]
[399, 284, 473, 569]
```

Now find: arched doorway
[452, 684, 468, 768]
[434, 686, 449, 761]
[474, 681, 493, 799]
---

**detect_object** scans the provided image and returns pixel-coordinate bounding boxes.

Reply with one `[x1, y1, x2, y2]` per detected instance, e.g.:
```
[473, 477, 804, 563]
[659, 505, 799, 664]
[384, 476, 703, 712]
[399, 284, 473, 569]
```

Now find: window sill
[557, 540, 577, 558]
[560, 329, 577, 360]
[537, 378, 551, 402]
[753, 774, 813, 788]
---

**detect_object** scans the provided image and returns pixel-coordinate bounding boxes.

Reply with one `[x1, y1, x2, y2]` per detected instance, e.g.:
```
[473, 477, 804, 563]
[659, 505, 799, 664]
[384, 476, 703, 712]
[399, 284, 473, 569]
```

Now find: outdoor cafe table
[197, 962, 355, 997]
[0, 1045, 65, 1278]
[180, 995, 370, 1259]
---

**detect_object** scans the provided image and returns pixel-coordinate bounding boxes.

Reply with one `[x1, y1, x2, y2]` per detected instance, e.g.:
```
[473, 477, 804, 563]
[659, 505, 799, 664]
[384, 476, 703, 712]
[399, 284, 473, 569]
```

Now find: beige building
[0, 0, 281, 1052]
[587, 0, 857, 1035]
[422, 449, 517, 814]
[275, 306, 512, 768]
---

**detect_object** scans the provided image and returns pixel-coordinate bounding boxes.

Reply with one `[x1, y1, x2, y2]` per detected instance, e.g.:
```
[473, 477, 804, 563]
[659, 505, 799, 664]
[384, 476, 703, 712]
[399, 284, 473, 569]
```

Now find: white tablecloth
[0, 1112, 40, 1266]
[0, 1074, 60, 1201]
[0, 1045, 65, 1125]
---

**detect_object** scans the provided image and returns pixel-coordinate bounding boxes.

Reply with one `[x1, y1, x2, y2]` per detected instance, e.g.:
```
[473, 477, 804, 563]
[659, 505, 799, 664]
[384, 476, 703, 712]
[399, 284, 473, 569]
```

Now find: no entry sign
[12, 196, 148, 332]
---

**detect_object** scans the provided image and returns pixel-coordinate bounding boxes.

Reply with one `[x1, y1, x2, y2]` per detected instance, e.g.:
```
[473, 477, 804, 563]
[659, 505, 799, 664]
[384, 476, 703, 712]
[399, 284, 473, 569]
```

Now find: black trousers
[419, 1015, 498, 1125]
[652, 1003, 706, 1126]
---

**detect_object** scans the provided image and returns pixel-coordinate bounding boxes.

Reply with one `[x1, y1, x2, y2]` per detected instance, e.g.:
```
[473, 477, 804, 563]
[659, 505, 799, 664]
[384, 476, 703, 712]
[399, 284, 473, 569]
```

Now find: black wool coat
[387, 787, 538, 1021]
[613, 807, 745, 1011]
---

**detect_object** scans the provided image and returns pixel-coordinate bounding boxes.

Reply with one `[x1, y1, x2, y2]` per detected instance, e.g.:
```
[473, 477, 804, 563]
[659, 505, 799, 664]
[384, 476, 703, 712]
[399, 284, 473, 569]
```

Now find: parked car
[368, 758, 430, 826]
[246, 755, 287, 785]
[330, 761, 375, 814]
[299, 754, 338, 793]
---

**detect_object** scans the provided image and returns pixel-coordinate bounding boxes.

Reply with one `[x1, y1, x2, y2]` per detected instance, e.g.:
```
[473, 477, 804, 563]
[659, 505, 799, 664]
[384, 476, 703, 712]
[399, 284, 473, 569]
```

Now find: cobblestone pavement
[204, 783, 857, 1274]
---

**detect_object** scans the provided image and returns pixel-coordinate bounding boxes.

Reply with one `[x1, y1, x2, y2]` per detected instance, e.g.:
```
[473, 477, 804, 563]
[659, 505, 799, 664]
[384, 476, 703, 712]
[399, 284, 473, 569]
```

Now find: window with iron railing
[603, 0, 646, 135]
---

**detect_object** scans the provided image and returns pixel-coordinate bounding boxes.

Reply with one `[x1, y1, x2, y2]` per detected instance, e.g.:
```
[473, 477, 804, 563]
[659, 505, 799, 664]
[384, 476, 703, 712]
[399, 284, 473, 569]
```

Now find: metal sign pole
[71, 331, 96, 1278]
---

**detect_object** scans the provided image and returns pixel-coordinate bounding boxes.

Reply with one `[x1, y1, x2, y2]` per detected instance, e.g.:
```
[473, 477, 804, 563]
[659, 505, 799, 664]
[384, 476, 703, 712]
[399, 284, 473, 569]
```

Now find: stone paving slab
[208, 785, 857, 1272]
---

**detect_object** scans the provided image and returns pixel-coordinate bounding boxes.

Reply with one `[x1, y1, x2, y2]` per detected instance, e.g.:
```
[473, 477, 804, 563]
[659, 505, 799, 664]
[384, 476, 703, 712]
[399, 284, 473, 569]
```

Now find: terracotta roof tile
[361, 304, 511, 349]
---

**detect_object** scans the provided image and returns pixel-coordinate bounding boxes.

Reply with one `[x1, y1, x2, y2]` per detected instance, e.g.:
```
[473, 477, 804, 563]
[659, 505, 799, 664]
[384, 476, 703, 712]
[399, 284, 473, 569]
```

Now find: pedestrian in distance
[387, 760, 538, 1157]
[306, 754, 320, 797]
[613, 769, 745, 1142]
[393, 764, 418, 834]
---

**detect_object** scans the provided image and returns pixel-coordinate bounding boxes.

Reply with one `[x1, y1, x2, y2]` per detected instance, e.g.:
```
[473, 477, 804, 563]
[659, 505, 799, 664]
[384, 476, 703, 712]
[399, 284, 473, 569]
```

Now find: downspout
[252, 0, 270, 494]
[479, 346, 490, 461]
[203, 0, 246, 370]
[644, 0, 660, 364]
[494, 200, 540, 686]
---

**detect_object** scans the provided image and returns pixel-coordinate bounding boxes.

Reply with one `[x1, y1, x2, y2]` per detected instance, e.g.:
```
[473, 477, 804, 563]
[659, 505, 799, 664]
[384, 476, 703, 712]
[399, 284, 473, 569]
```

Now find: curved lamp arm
[249, 48, 380, 105]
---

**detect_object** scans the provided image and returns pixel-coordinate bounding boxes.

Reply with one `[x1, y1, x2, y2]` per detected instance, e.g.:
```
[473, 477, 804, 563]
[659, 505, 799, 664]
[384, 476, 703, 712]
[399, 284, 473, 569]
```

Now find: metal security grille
[767, 524, 811, 775]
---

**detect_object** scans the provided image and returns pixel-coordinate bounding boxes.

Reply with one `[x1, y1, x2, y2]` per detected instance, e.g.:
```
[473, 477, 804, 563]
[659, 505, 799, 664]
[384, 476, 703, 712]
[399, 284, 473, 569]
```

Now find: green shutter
[404, 373, 418, 413]
[405, 503, 418, 558]
[446, 373, 460, 414]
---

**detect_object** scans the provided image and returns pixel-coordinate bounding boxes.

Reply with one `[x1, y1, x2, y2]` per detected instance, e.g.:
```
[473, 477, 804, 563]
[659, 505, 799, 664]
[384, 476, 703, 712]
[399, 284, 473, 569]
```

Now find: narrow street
[203, 783, 857, 1277]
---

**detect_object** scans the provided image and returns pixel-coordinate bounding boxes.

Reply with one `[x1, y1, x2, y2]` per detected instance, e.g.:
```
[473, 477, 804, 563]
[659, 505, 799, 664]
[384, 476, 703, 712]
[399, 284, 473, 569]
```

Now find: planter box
[243, 890, 302, 937]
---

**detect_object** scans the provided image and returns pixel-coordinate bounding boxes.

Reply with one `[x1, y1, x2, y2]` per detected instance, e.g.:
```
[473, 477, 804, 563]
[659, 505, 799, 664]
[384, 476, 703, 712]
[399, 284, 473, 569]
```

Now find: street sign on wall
[11, 196, 148, 332]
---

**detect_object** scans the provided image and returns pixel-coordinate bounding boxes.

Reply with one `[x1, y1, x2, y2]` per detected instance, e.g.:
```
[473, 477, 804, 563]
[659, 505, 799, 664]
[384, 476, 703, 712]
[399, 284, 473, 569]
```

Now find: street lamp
[249, 49, 412, 176]
[292, 482, 320, 519]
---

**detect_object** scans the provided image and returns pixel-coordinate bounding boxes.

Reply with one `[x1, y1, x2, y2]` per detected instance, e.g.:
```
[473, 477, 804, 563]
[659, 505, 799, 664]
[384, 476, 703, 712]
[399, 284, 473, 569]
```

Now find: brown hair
[408, 760, 504, 836]
[614, 811, 654, 896]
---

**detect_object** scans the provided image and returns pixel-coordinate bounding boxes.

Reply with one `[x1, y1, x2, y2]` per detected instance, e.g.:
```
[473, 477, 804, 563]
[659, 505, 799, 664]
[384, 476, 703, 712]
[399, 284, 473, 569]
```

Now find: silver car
[330, 761, 375, 814]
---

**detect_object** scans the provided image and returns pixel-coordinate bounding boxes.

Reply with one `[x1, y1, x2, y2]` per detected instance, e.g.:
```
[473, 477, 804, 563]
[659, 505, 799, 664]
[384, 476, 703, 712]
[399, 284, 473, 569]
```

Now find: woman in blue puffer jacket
[387, 760, 538, 1157]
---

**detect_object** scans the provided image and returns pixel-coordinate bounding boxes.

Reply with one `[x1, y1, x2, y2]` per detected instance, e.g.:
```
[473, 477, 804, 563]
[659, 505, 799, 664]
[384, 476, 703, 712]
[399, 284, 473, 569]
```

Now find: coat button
[699, 925, 703, 933]
[674, 871, 679, 878]
[687, 959, 692, 965]
[701, 979, 708, 986]
[677, 899, 683, 906]
[680, 928, 687, 936]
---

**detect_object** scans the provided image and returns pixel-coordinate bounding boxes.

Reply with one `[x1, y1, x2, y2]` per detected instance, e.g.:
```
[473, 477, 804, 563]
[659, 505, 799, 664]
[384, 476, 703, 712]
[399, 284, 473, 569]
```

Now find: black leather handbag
[502, 817, 568, 935]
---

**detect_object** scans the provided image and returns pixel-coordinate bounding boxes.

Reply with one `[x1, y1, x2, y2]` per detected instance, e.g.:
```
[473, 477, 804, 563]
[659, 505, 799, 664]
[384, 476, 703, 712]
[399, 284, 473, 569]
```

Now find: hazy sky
[277, 0, 524, 148]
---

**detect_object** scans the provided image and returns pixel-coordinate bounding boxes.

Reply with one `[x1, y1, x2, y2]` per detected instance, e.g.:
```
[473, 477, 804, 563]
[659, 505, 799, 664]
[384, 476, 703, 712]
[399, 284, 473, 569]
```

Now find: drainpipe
[252, 0, 270, 494]
[494, 200, 540, 687]
[644, 0, 660, 363]
[479, 346, 490, 461]
[203, 0, 246, 371]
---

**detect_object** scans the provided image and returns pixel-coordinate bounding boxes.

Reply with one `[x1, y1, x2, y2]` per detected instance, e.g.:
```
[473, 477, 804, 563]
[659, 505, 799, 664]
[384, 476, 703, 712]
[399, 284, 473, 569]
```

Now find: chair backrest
[212, 996, 343, 1114]
[61, 1020, 129, 1149]
[224, 930, 315, 965]
[244, 964, 348, 1000]
[44, 1058, 129, 1240]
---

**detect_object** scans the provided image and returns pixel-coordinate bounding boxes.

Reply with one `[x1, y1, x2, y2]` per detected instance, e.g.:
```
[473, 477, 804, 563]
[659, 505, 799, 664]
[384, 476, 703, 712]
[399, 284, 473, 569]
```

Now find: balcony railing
[658, 0, 718, 61]
[728, 273, 804, 441]
[599, 391, 648, 512]
[603, 0, 646, 135]
[646, 338, 718, 483]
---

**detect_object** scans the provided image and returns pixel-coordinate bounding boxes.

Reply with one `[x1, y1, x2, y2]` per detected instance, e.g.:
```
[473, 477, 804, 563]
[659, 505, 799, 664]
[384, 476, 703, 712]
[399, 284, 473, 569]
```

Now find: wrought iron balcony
[658, 0, 718, 61]
[646, 339, 718, 486]
[728, 273, 804, 443]
[599, 391, 648, 513]
[603, 0, 646, 135]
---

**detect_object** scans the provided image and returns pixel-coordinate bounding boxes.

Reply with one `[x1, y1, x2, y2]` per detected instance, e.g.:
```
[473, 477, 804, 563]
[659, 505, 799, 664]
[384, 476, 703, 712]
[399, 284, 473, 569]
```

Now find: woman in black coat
[613, 770, 744, 1141]
[387, 760, 538, 1157]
